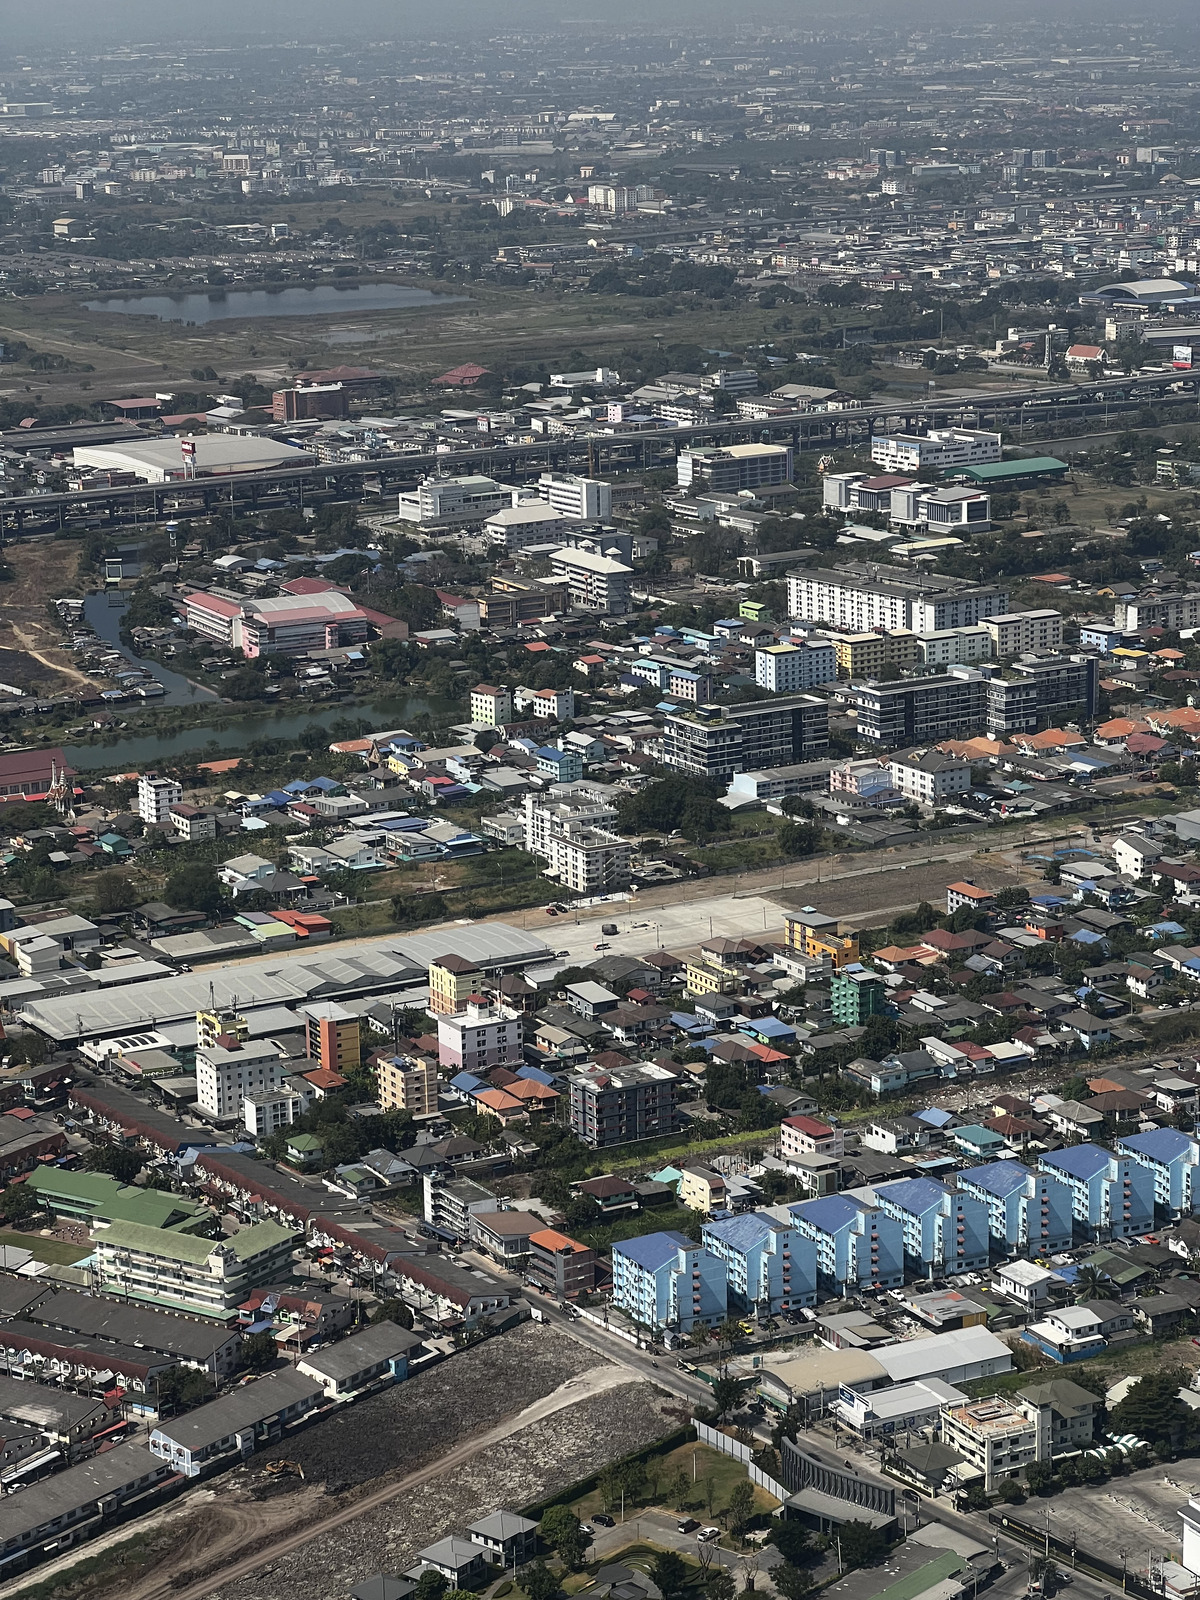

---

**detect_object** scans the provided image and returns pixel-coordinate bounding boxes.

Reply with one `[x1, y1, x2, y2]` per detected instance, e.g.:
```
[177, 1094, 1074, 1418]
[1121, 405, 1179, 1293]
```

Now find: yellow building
[377, 1054, 439, 1117]
[428, 954, 484, 1016]
[195, 1007, 248, 1050]
[685, 956, 742, 997]
[784, 915, 859, 970]
[824, 629, 918, 680]
[676, 1165, 729, 1215]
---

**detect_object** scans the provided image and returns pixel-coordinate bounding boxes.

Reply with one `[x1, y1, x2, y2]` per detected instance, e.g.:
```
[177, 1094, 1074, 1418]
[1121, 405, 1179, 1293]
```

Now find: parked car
[678, 1519, 700, 1535]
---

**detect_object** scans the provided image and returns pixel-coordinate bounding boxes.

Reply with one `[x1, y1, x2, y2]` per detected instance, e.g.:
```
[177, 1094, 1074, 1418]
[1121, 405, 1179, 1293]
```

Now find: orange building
[302, 1002, 361, 1075]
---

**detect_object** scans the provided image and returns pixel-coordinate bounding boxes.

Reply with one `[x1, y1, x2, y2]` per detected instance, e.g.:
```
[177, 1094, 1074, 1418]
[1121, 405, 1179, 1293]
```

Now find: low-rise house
[148, 1369, 322, 1477]
[467, 1512, 539, 1569]
[526, 1229, 596, 1299]
[296, 1322, 422, 1399]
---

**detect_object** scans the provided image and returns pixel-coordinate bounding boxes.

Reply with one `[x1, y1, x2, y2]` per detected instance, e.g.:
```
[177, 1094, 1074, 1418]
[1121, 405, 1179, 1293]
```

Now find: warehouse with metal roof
[19, 926, 550, 1042]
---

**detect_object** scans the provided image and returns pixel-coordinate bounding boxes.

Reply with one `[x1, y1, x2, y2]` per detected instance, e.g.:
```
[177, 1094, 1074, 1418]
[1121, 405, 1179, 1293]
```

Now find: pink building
[437, 997, 525, 1074]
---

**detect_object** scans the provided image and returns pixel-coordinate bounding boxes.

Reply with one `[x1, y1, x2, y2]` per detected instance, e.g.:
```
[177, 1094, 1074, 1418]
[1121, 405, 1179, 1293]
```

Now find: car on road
[678, 1519, 700, 1534]
[698, 1528, 721, 1543]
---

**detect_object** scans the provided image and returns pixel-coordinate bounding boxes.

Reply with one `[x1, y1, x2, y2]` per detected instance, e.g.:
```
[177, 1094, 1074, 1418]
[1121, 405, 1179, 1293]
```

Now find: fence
[695, 1420, 788, 1503]
[988, 1511, 1157, 1598]
[574, 1306, 642, 1345]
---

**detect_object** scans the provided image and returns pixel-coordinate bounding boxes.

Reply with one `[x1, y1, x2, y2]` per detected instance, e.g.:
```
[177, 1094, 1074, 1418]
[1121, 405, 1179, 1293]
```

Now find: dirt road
[0, 544, 97, 696]
[127, 1364, 633, 1600]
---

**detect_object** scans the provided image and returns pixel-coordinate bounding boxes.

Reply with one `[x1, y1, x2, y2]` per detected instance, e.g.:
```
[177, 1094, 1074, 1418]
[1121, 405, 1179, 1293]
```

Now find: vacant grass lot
[0, 1230, 91, 1266]
[566, 1440, 779, 1527]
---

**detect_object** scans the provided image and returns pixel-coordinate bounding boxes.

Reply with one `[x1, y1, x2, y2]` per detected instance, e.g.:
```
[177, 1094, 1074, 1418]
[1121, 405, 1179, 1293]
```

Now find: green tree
[414, 1572, 448, 1600]
[769, 1523, 811, 1565]
[711, 1375, 749, 1420]
[1073, 1265, 1115, 1302]
[996, 1478, 1026, 1504]
[838, 1523, 886, 1570]
[668, 1466, 691, 1508]
[539, 1505, 587, 1571]
[1110, 1372, 1193, 1447]
[238, 1331, 278, 1372]
[705, 1571, 736, 1600]
[1024, 1460, 1055, 1495]
[164, 862, 223, 914]
[726, 1479, 755, 1539]
[778, 822, 822, 858]
[651, 1551, 689, 1600]
[522, 1563, 559, 1600]
[84, 1144, 143, 1184]
[93, 873, 137, 915]
[774, 1566, 814, 1600]
[371, 1298, 414, 1329]
[0, 1184, 39, 1223]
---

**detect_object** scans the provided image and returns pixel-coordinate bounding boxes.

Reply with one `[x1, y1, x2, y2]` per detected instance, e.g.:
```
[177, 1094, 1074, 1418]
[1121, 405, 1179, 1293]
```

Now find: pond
[82, 283, 468, 324]
[63, 692, 461, 772]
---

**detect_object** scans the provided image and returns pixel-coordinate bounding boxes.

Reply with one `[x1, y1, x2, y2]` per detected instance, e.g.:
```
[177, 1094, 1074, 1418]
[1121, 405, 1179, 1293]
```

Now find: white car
[698, 1528, 721, 1543]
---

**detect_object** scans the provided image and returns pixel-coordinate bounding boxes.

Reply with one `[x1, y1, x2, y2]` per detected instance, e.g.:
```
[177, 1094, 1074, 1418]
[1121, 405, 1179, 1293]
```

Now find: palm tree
[1074, 1265, 1115, 1302]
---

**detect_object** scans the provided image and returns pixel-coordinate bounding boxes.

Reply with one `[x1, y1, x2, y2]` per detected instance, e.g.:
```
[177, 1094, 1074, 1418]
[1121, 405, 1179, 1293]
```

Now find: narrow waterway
[82, 592, 218, 708]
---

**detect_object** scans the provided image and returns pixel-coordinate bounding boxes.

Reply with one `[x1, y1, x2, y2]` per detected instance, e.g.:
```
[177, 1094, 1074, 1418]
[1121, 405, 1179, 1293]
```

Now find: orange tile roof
[528, 1227, 589, 1254]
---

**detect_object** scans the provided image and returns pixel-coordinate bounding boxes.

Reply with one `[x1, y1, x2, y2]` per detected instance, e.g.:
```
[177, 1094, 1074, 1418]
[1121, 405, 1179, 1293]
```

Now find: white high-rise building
[536, 473, 613, 521]
[196, 1039, 288, 1120]
[870, 428, 1002, 475]
[138, 772, 183, 825]
[755, 642, 837, 692]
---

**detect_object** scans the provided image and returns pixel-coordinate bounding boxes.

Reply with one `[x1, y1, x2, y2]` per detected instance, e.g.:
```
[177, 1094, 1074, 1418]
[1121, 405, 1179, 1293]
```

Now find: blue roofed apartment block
[610, 1230, 728, 1333]
[702, 1212, 818, 1314]
[1038, 1144, 1155, 1241]
[787, 1196, 904, 1291]
[1115, 1128, 1200, 1219]
[874, 1177, 990, 1276]
[957, 1160, 1073, 1256]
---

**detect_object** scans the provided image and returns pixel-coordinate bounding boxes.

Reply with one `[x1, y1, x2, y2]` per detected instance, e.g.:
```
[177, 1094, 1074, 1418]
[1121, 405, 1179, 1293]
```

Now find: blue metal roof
[914, 1107, 955, 1128]
[1041, 1144, 1111, 1180]
[1118, 1128, 1195, 1162]
[963, 1159, 1033, 1198]
[789, 1195, 864, 1233]
[875, 1176, 949, 1215]
[612, 1230, 694, 1270]
[703, 1212, 779, 1252]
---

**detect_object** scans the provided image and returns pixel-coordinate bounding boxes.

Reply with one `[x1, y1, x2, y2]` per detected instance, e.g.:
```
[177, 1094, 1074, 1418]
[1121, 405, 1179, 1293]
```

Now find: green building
[830, 965, 888, 1026]
[91, 1219, 297, 1318]
[739, 598, 773, 623]
[24, 1167, 215, 1234]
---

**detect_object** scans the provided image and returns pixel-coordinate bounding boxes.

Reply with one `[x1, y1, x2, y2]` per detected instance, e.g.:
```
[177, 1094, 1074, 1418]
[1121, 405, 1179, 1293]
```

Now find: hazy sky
[1, 0, 1193, 49]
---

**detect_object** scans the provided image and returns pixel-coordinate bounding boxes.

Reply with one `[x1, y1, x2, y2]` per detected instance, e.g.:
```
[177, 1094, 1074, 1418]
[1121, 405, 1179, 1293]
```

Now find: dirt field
[5, 1324, 680, 1600]
[0, 543, 95, 697]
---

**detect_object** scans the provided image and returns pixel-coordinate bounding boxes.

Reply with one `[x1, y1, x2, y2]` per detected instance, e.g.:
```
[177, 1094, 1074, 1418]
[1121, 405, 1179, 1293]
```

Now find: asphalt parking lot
[1014, 1459, 1200, 1579]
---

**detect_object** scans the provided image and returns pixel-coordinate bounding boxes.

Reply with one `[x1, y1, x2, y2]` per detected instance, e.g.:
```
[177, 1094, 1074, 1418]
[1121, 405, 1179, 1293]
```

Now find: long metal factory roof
[19, 925, 550, 1042]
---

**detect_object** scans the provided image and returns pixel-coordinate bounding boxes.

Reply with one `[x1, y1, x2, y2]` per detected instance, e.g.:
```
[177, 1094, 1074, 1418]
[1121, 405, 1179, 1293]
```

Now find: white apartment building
[167, 803, 217, 843]
[397, 475, 520, 527]
[788, 564, 1007, 635]
[939, 1397, 1044, 1491]
[469, 684, 514, 728]
[871, 428, 1002, 474]
[536, 472, 613, 521]
[917, 625, 994, 667]
[196, 1039, 288, 1120]
[545, 823, 632, 895]
[377, 1054, 439, 1116]
[1114, 592, 1200, 632]
[548, 547, 634, 615]
[243, 1086, 304, 1139]
[755, 641, 837, 692]
[889, 750, 973, 803]
[523, 786, 619, 859]
[93, 1219, 296, 1320]
[436, 999, 524, 1073]
[549, 367, 620, 389]
[138, 772, 183, 825]
[528, 687, 575, 720]
[982, 609, 1064, 656]
[485, 503, 565, 551]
